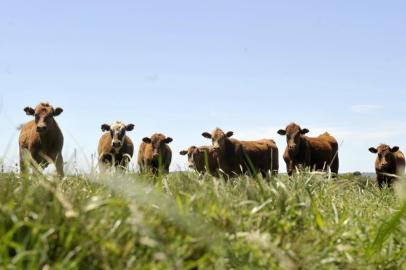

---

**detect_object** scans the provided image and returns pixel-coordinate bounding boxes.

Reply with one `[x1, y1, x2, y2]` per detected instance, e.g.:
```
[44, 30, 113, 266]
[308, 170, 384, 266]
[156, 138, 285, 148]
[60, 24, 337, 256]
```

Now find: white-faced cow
[19, 102, 64, 177]
[97, 121, 135, 170]
[277, 123, 339, 176]
[369, 144, 405, 188]
[138, 133, 173, 175]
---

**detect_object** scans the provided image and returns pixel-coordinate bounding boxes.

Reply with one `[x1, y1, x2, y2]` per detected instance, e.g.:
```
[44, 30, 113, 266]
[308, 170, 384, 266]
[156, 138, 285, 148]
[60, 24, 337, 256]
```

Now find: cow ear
[179, 150, 188, 155]
[101, 124, 111, 132]
[202, 132, 212, 139]
[390, 146, 399, 153]
[226, 131, 234, 137]
[277, 129, 286, 136]
[164, 137, 173, 144]
[369, 147, 378, 154]
[24, 107, 35, 116]
[53, 107, 63, 116]
[143, 137, 152, 143]
[126, 124, 135, 131]
[301, 128, 309, 135]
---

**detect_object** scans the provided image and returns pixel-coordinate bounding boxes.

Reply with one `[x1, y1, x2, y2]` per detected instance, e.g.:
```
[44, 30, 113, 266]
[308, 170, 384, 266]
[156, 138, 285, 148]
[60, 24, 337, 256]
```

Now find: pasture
[2, 0, 406, 268]
[1, 171, 405, 269]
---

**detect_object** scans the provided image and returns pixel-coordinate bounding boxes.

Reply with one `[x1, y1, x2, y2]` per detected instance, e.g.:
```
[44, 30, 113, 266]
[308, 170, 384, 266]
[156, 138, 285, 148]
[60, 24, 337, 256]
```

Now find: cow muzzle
[379, 163, 389, 170]
[288, 144, 296, 150]
[112, 141, 122, 148]
[288, 145, 298, 155]
[36, 125, 47, 133]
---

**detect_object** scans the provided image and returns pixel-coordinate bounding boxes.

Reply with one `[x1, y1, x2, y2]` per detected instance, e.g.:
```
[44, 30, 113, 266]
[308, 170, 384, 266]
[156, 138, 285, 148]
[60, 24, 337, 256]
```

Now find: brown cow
[138, 133, 173, 174]
[180, 146, 219, 175]
[202, 128, 279, 177]
[277, 123, 339, 176]
[241, 139, 279, 176]
[97, 121, 135, 170]
[369, 144, 405, 188]
[19, 102, 64, 177]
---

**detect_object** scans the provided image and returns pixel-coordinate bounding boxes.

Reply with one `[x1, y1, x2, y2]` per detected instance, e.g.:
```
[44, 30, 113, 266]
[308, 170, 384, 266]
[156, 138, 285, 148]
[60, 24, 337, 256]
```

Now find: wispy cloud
[351, 104, 383, 114]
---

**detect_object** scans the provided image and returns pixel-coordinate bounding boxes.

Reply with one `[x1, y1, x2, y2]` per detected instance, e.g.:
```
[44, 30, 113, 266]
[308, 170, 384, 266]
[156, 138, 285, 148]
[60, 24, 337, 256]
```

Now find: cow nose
[36, 126, 47, 132]
[112, 142, 121, 148]
[288, 145, 296, 150]
[188, 164, 194, 168]
[153, 153, 160, 158]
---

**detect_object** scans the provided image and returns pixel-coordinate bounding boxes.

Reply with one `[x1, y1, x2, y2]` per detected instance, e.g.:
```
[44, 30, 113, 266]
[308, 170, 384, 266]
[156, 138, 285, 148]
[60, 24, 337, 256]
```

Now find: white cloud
[351, 104, 383, 114]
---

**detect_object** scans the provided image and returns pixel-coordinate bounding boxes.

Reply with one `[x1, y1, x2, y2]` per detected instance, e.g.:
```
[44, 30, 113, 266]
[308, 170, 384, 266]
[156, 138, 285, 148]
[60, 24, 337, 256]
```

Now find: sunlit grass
[0, 171, 405, 269]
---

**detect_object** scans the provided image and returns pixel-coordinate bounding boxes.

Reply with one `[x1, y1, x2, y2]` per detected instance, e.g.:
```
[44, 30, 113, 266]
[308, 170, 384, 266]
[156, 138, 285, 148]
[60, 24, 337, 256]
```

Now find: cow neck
[387, 153, 397, 174]
[113, 140, 126, 156]
[220, 137, 235, 157]
[37, 120, 58, 144]
[294, 135, 307, 160]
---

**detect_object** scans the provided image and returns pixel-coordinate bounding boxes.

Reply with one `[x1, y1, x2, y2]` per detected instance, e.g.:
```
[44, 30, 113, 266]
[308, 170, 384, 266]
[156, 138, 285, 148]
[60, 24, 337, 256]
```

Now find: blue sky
[1, 0, 405, 173]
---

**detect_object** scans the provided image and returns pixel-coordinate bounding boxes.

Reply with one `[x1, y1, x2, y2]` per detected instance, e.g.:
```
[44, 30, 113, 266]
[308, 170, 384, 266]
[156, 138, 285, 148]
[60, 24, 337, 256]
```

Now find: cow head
[369, 144, 399, 171]
[24, 102, 63, 134]
[101, 121, 135, 151]
[180, 146, 199, 168]
[277, 123, 309, 156]
[143, 133, 173, 159]
[202, 128, 233, 150]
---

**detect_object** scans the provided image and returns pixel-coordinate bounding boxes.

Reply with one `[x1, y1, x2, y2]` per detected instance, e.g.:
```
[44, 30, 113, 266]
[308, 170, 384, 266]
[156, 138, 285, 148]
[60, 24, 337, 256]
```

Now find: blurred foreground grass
[0, 171, 405, 270]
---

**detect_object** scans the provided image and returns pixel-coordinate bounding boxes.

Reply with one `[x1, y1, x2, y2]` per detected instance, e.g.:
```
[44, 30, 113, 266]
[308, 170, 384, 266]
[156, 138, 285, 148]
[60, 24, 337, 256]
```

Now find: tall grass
[0, 171, 405, 269]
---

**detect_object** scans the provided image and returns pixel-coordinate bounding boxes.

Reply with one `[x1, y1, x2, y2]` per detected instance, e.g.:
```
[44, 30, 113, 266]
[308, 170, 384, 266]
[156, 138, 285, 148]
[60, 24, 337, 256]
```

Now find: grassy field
[0, 171, 406, 270]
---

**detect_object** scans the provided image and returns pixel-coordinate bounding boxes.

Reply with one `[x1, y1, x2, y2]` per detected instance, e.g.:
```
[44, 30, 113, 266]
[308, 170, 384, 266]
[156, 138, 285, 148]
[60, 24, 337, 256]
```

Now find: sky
[1, 0, 406, 173]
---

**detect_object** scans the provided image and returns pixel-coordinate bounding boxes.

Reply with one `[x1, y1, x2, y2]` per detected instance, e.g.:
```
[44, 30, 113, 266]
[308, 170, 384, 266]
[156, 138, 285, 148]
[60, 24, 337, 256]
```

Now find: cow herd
[18, 102, 406, 188]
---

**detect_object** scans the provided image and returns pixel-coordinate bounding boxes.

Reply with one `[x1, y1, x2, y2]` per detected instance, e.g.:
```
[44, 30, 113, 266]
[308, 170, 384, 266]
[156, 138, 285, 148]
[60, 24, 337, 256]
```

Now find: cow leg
[139, 159, 152, 174]
[19, 148, 30, 175]
[120, 156, 131, 171]
[151, 166, 159, 175]
[164, 165, 170, 174]
[40, 161, 50, 170]
[330, 155, 339, 177]
[99, 154, 113, 172]
[387, 177, 394, 187]
[20, 158, 27, 175]
[29, 151, 46, 174]
[55, 153, 64, 178]
[99, 160, 108, 173]
[260, 170, 269, 180]
[138, 162, 145, 174]
[286, 160, 294, 176]
[377, 175, 384, 189]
